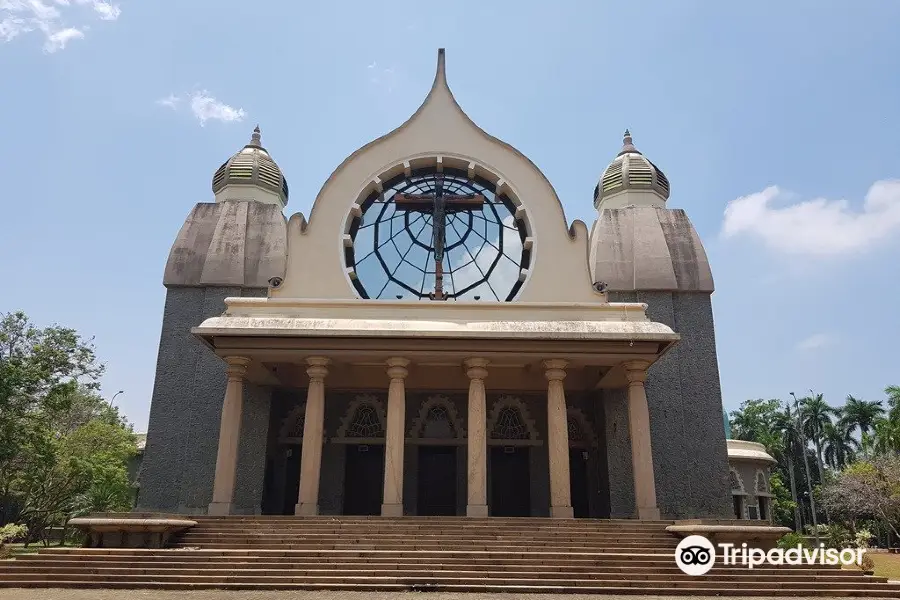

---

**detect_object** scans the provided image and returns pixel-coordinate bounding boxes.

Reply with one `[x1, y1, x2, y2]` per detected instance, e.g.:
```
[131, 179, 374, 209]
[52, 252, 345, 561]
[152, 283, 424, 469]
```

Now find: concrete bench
[667, 520, 791, 550]
[68, 515, 197, 549]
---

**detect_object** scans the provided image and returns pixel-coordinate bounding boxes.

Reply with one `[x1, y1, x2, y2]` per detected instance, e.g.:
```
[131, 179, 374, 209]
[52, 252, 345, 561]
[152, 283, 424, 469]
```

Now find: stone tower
[137, 127, 288, 513]
[589, 131, 731, 519]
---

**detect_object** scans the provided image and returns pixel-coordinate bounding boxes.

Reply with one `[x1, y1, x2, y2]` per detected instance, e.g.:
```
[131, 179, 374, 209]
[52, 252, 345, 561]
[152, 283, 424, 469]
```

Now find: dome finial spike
[618, 128, 640, 156]
[250, 125, 262, 147]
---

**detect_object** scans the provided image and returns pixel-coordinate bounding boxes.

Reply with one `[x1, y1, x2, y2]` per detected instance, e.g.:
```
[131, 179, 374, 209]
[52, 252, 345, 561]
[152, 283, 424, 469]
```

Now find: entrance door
[418, 446, 457, 515]
[569, 448, 590, 518]
[490, 446, 531, 516]
[343, 444, 385, 515]
[282, 446, 301, 515]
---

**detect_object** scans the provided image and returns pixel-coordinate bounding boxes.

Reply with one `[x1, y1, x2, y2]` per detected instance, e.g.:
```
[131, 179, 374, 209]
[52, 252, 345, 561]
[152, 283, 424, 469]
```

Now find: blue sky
[2, 0, 899, 431]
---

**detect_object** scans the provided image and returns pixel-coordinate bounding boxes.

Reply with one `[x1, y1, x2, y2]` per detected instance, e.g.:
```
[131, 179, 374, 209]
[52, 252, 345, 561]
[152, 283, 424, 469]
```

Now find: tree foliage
[0, 311, 136, 544]
[731, 386, 900, 542]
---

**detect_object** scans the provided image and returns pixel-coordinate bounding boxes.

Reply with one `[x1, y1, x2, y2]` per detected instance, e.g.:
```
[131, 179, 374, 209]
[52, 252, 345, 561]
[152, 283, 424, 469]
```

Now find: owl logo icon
[675, 535, 716, 575]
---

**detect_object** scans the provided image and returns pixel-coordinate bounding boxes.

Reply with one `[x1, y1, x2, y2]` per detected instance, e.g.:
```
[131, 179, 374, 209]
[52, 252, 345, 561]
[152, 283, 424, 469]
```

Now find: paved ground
[0, 591, 870, 600]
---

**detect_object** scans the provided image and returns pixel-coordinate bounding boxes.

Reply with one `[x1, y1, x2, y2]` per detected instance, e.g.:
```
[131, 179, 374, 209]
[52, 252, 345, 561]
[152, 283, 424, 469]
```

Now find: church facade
[138, 50, 731, 520]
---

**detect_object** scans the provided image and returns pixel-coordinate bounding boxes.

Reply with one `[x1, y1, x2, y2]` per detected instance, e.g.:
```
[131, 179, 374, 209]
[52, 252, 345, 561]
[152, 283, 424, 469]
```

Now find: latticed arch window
[347, 403, 385, 438]
[422, 405, 454, 439]
[567, 416, 583, 443]
[289, 412, 305, 438]
[491, 406, 529, 440]
[730, 469, 742, 490]
[756, 471, 768, 493]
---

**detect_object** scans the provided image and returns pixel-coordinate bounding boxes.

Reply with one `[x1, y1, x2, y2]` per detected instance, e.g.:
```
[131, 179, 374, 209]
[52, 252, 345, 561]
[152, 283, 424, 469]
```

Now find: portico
[195, 296, 677, 518]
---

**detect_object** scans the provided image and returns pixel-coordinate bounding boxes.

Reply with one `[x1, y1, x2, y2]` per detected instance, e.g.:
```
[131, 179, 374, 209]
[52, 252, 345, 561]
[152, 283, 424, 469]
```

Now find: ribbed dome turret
[593, 130, 669, 209]
[212, 126, 289, 205]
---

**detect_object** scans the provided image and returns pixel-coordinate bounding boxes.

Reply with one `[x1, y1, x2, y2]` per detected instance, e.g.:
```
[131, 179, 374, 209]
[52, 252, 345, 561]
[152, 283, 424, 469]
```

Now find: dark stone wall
[138, 286, 271, 514]
[603, 386, 635, 518]
[607, 290, 731, 519]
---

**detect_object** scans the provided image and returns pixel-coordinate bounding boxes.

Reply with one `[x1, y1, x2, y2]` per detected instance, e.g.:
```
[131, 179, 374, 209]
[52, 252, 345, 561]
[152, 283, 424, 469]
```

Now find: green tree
[885, 385, 900, 422]
[730, 398, 784, 452]
[0, 311, 136, 543]
[840, 395, 884, 438]
[823, 421, 858, 469]
[773, 403, 804, 531]
[799, 393, 837, 485]
[0, 311, 104, 520]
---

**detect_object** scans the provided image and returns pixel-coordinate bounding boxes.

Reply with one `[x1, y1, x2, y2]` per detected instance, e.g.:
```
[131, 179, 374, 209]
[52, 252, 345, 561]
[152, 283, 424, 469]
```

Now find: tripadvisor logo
[674, 535, 866, 576]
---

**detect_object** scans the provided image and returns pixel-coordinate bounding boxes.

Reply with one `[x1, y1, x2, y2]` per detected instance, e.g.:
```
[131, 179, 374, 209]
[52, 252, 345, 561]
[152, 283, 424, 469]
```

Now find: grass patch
[869, 553, 900, 579]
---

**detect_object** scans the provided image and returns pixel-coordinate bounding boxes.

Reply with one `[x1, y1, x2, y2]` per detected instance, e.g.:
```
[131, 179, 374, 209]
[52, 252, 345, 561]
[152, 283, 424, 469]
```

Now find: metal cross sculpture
[394, 176, 484, 300]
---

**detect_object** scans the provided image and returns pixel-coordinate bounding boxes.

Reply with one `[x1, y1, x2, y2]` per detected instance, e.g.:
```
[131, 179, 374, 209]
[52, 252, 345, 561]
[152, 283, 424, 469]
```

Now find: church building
[138, 49, 732, 521]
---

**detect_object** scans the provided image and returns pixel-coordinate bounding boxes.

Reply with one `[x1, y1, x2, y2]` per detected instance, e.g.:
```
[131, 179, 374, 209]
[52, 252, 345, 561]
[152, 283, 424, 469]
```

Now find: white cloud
[367, 61, 401, 94]
[42, 25, 81, 52]
[721, 180, 900, 257]
[157, 91, 247, 127]
[155, 94, 181, 109]
[796, 333, 835, 352]
[1, 0, 119, 52]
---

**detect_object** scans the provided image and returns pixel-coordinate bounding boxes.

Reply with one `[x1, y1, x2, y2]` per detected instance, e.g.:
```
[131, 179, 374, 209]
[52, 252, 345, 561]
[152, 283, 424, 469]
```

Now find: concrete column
[544, 359, 573, 518]
[295, 357, 330, 516]
[208, 356, 251, 516]
[623, 360, 660, 520]
[382, 357, 409, 517]
[464, 358, 489, 517]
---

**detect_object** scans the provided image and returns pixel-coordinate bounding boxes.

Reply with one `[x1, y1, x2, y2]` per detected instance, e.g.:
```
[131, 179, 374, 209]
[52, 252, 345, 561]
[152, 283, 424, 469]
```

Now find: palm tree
[791, 392, 820, 540]
[774, 403, 803, 532]
[872, 417, 900, 455]
[799, 392, 838, 483]
[886, 385, 900, 422]
[840, 395, 884, 438]
[823, 421, 857, 468]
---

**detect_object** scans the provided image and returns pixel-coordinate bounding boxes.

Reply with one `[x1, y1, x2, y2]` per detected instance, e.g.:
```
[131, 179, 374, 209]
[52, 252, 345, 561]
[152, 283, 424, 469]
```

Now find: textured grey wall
[138, 286, 270, 514]
[607, 291, 731, 519]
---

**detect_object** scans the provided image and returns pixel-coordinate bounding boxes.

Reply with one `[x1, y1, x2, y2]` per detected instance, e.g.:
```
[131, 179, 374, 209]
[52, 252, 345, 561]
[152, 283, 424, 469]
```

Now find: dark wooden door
[569, 448, 590, 518]
[490, 446, 531, 516]
[343, 444, 385, 515]
[282, 447, 301, 515]
[418, 446, 457, 515]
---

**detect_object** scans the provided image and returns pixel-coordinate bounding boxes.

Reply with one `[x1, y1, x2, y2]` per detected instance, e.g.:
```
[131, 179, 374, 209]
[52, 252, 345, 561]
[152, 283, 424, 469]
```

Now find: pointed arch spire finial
[434, 48, 447, 89]
[617, 127, 641, 156]
[249, 125, 262, 147]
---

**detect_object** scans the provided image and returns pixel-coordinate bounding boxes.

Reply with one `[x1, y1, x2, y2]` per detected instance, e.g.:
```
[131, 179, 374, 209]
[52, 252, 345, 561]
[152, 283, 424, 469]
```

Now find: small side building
[726, 439, 776, 522]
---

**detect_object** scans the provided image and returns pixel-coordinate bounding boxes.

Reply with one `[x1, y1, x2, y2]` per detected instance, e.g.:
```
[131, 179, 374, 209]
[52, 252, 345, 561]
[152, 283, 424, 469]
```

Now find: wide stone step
[0, 572, 898, 592]
[0, 560, 862, 577]
[0, 563, 883, 583]
[31, 547, 849, 567]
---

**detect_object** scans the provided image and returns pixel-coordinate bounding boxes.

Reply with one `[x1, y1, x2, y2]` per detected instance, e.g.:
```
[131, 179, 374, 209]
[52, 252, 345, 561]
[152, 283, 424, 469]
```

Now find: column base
[466, 504, 489, 517]
[294, 503, 318, 516]
[207, 502, 232, 516]
[550, 505, 574, 518]
[637, 506, 661, 520]
[381, 503, 404, 517]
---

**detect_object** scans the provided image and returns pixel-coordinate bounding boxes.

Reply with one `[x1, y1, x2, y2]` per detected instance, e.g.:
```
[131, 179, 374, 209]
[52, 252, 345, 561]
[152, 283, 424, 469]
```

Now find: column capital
[386, 357, 410, 380]
[464, 357, 489, 380]
[622, 360, 652, 385]
[543, 359, 568, 382]
[306, 356, 330, 382]
[224, 356, 251, 380]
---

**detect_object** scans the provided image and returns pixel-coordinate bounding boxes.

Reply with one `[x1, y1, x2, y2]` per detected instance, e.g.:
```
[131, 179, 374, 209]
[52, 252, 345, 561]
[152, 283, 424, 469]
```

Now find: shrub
[777, 532, 807, 550]
[860, 553, 875, 572]
[0, 524, 28, 558]
[854, 529, 874, 549]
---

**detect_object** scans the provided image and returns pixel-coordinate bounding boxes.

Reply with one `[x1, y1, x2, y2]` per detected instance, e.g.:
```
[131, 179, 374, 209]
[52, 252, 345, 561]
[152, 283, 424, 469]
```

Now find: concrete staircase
[2, 516, 899, 595]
